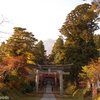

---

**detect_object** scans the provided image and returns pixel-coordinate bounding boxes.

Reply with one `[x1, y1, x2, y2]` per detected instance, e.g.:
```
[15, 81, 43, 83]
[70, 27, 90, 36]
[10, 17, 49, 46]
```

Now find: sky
[0, 0, 95, 42]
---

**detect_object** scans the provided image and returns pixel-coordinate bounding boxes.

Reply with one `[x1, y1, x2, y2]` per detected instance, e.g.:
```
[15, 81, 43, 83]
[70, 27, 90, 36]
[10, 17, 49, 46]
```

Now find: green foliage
[94, 34, 100, 49]
[60, 4, 99, 40]
[83, 89, 92, 98]
[21, 81, 33, 93]
[50, 37, 64, 64]
[59, 3, 99, 80]
[65, 84, 91, 100]
[29, 81, 35, 87]
[0, 27, 47, 65]
[0, 42, 7, 59]
[4, 27, 37, 64]
[52, 37, 64, 54]
[33, 40, 46, 64]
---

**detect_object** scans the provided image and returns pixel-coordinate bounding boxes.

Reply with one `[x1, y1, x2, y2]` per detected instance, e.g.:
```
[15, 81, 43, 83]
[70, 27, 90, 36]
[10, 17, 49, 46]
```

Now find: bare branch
[0, 15, 12, 35]
[0, 15, 11, 25]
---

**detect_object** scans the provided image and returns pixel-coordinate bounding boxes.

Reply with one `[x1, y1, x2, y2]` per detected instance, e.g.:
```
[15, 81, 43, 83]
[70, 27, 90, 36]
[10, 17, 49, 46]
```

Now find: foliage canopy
[59, 3, 99, 80]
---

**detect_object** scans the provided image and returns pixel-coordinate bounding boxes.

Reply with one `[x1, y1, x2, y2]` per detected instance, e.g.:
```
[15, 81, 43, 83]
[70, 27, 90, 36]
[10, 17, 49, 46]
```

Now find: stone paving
[41, 81, 56, 100]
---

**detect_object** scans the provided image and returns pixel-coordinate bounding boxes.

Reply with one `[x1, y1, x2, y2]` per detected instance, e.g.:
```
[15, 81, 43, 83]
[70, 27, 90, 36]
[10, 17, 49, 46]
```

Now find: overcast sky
[0, 0, 93, 42]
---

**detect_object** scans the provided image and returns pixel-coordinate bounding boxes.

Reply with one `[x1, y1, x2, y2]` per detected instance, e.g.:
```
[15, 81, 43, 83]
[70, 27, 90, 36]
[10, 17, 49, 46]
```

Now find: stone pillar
[59, 70, 63, 97]
[35, 69, 39, 96]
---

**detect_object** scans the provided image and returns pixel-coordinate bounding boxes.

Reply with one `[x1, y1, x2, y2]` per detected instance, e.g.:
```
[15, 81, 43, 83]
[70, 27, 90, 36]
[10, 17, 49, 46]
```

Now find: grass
[9, 89, 43, 100]
[0, 86, 43, 100]
[16, 95, 41, 100]
[54, 85, 88, 100]
[55, 86, 100, 100]
[3, 84, 100, 100]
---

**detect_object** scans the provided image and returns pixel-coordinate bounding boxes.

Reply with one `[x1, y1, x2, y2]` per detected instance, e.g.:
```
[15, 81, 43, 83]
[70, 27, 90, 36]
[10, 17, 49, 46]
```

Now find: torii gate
[28, 64, 73, 97]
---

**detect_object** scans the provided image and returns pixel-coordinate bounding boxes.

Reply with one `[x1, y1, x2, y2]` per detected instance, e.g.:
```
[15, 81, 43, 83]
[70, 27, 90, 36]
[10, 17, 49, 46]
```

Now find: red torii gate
[39, 73, 58, 88]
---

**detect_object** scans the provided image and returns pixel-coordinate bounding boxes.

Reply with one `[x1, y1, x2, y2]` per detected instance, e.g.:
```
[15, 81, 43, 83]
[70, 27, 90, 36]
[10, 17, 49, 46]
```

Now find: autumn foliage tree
[0, 56, 26, 82]
[79, 59, 100, 85]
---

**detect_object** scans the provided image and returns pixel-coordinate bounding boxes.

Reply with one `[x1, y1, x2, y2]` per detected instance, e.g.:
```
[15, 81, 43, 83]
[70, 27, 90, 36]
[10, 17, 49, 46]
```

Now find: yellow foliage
[25, 67, 33, 72]
[97, 97, 100, 100]
[94, 95, 100, 100]
[6, 53, 10, 57]
[27, 60, 35, 64]
[10, 70, 17, 76]
[26, 52, 35, 60]
[83, 15, 89, 20]
[83, 8, 97, 21]
[79, 59, 100, 83]
[91, 4, 97, 10]
[96, 97, 100, 100]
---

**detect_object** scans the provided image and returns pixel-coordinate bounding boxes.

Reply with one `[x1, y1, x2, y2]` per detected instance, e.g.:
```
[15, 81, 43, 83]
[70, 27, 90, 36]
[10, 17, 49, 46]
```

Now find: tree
[5, 27, 37, 64]
[33, 40, 46, 64]
[83, 0, 100, 10]
[50, 37, 64, 64]
[0, 56, 26, 82]
[94, 34, 100, 57]
[79, 59, 100, 86]
[0, 15, 11, 60]
[0, 42, 7, 61]
[59, 3, 99, 80]
[94, 34, 100, 49]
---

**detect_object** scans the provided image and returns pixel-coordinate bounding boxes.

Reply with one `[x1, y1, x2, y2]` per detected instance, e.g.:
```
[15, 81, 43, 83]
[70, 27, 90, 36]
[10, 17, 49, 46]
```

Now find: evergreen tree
[50, 37, 64, 64]
[59, 3, 99, 80]
[33, 40, 46, 64]
[5, 27, 37, 64]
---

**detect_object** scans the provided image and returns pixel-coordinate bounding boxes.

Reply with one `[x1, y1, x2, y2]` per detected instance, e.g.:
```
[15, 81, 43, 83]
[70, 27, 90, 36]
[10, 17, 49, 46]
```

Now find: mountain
[43, 38, 56, 55]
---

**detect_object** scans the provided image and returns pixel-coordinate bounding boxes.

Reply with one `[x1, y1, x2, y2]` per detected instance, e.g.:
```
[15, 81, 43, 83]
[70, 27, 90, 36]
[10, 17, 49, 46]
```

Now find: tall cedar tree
[5, 27, 37, 63]
[33, 40, 46, 65]
[59, 3, 99, 80]
[50, 37, 64, 65]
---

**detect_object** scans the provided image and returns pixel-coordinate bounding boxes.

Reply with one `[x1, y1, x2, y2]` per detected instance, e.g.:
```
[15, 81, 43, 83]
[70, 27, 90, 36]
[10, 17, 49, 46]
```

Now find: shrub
[21, 83, 33, 93]
[1, 90, 7, 96]
[83, 90, 92, 98]
[13, 83, 21, 90]
[30, 81, 35, 87]
[25, 86, 33, 93]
